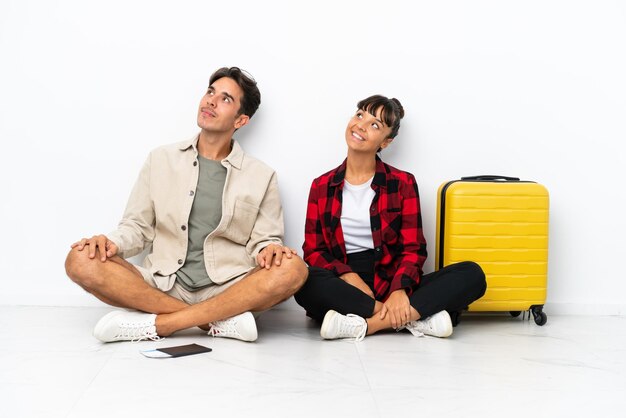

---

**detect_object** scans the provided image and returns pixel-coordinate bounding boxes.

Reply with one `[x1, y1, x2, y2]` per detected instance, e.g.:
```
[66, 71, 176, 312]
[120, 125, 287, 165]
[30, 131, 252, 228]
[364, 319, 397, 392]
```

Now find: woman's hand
[340, 272, 375, 299]
[380, 289, 411, 329]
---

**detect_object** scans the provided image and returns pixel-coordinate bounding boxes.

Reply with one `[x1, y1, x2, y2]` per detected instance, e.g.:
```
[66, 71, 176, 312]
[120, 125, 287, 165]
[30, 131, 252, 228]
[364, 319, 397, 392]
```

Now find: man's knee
[65, 247, 82, 280]
[281, 255, 308, 290]
[64, 247, 103, 289]
[264, 256, 308, 296]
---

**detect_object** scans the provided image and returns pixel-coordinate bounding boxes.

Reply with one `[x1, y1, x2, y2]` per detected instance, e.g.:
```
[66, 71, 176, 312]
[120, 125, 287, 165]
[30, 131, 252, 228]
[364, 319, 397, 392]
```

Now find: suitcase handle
[461, 175, 520, 182]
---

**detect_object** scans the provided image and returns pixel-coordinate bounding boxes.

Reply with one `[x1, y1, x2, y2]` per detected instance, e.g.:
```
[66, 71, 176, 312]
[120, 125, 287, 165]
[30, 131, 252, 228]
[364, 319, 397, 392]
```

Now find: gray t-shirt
[176, 156, 226, 290]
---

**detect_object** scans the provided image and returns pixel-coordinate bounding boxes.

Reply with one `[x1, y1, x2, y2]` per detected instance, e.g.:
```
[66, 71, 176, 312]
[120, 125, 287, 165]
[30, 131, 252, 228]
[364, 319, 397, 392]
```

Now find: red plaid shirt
[303, 157, 427, 300]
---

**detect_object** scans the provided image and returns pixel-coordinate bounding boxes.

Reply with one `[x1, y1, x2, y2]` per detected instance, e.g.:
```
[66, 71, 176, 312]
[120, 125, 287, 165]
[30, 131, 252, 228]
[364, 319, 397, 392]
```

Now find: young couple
[65, 67, 486, 344]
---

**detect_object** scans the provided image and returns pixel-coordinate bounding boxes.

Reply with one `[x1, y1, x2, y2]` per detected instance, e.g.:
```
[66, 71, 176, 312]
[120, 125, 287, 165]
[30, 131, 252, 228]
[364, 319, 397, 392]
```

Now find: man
[65, 67, 308, 343]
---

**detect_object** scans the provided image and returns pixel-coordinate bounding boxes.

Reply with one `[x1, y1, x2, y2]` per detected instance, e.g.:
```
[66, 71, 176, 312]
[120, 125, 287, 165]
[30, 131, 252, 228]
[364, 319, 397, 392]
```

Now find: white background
[1, 0, 624, 313]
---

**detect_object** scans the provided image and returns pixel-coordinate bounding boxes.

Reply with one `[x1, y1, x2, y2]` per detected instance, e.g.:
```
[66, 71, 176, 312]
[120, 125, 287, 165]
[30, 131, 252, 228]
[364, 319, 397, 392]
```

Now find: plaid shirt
[303, 157, 427, 300]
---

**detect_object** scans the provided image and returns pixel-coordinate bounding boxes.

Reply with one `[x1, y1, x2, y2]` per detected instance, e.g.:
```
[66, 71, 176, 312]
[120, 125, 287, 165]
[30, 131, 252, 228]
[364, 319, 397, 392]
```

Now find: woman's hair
[209, 67, 261, 119]
[357, 95, 405, 138]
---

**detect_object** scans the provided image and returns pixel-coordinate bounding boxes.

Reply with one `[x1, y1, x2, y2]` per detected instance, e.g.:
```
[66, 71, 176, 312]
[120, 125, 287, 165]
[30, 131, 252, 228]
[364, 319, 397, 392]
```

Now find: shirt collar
[178, 133, 244, 170]
[330, 155, 388, 189]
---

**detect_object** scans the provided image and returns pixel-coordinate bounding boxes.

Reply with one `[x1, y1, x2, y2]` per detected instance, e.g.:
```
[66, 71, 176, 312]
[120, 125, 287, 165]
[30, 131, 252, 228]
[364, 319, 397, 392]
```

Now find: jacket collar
[178, 134, 199, 152]
[179, 133, 244, 170]
[330, 155, 388, 189]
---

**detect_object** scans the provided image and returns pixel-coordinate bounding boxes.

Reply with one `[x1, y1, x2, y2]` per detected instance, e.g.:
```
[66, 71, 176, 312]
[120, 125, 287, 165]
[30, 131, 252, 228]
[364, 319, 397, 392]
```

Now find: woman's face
[345, 106, 393, 154]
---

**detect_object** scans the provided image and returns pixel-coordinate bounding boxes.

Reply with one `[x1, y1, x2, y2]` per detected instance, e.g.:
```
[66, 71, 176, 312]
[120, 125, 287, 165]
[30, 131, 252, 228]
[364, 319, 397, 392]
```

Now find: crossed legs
[65, 246, 308, 337]
[295, 261, 486, 338]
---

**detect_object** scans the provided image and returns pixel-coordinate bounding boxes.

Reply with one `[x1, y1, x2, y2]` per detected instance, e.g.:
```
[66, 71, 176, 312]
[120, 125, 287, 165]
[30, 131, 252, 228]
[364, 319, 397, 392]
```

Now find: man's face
[197, 77, 249, 134]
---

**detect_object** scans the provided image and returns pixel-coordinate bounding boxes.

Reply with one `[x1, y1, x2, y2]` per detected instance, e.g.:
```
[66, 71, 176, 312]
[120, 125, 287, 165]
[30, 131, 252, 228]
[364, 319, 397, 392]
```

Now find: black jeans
[294, 250, 486, 323]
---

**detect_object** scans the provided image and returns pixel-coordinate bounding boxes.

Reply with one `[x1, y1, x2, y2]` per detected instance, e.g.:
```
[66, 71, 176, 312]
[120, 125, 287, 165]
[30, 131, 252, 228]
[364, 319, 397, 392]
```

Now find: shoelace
[403, 321, 425, 337]
[115, 321, 161, 343]
[341, 314, 367, 342]
[208, 318, 240, 338]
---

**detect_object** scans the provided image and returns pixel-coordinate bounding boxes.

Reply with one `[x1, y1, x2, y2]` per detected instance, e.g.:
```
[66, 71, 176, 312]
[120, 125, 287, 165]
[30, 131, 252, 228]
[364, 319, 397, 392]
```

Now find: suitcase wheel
[509, 311, 521, 318]
[531, 305, 547, 326]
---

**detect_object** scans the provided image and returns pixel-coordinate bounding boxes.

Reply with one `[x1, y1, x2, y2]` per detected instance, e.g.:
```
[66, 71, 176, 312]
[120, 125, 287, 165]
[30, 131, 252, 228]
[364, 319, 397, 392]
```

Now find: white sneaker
[320, 310, 367, 342]
[208, 312, 258, 342]
[93, 310, 160, 343]
[405, 310, 453, 338]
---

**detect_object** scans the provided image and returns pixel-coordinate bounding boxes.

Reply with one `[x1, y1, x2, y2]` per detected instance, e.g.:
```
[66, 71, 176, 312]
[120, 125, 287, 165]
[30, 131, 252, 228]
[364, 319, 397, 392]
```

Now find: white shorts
[134, 265, 254, 305]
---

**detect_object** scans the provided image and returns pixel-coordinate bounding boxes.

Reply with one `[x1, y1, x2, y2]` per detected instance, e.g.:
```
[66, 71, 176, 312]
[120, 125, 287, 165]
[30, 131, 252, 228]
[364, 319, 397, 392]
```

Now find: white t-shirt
[341, 178, 376, 254]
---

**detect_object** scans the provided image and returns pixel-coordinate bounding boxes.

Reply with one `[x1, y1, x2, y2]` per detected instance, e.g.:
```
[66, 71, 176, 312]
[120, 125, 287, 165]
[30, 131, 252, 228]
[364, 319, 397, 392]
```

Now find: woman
[295, 95, 486, 341]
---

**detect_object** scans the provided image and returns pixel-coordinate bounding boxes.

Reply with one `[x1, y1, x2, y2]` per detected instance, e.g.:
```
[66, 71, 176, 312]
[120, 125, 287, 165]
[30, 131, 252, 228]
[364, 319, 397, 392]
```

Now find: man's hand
[379, 289, 411, 329]
[257, 243, 297, 269]
[340, 272, 375, 299]
[71, 234, 118, 262]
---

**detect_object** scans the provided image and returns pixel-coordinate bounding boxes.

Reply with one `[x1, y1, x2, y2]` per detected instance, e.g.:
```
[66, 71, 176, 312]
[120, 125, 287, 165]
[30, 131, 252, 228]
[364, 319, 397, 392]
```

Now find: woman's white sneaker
[93, 310, 160, 342]
[405, 310, 453, 338]
[320, 310, 367, 342]
[207, 312, 258, 342]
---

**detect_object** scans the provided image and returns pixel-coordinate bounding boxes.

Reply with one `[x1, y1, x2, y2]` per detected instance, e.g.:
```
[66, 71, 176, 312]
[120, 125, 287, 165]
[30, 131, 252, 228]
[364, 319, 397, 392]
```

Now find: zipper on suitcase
[437, 180, 458, 270]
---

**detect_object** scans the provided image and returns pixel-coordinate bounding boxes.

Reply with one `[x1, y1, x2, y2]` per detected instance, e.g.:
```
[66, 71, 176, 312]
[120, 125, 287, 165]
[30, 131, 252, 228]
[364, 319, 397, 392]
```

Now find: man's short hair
[209, 67, 261, 119]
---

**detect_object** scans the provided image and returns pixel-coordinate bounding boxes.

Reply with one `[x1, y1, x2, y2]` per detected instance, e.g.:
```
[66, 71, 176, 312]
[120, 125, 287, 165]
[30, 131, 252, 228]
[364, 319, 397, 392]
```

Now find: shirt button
[375, 247, 381, 252]
[189, 190, 194, 197]
[370, 207, 375, 212]
[193, 161, 198, 166]
[181, 225, 187, 231]
[177, 259, 183, 265]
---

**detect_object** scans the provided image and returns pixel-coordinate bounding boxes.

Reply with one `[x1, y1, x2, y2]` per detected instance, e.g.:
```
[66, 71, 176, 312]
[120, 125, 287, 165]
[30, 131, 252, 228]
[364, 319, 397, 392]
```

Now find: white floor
[1, 305, 625, 418]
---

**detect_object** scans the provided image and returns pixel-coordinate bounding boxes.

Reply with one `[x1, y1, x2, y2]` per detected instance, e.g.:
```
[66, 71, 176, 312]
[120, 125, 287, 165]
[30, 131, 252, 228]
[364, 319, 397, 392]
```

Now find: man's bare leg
[155, 255, 308, 336]
[65, 246, 188, 314]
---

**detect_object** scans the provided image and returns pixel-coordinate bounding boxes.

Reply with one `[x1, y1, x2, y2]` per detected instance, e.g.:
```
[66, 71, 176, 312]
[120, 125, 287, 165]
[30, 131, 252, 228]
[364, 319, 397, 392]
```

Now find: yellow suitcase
[435, 175, 549, 325]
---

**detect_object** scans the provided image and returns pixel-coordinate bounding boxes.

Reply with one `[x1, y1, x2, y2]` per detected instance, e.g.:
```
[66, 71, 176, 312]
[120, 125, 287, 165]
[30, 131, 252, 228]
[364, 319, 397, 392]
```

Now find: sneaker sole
[93, 310, 123, 342]
[320, 310, 338, 339]
[432, 311, 453, 338]
[237, 312, 258, 342]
